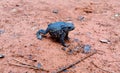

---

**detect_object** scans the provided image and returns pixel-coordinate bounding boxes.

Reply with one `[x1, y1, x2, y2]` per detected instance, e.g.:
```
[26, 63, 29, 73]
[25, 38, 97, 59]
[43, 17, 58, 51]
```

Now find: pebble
[114, 13, 119, 17]
[77, 16, 84, 21]
[28, 54, 33, 60]
[0, 30, 5, 35]
[100, 39, 110, 44]
[73, 38, 80, 42]
[16, 4, 20, 7]
[52, 9, 59, 14]
[83, 45, 91, 53]
[37, 63, 42, 69]
[10, 8, 17, 13]
[32, 60, 37, 62]
[0, 54, 5, 58]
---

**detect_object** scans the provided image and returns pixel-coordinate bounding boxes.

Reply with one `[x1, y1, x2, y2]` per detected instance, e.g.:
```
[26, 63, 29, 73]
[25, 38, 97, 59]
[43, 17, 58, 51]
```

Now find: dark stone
[52, 9, 59, 14]
[83, 45, 91, 53]
[77, 16, 84, 21]
[0, 30, 5, 35]
[74, 38, 80, 42]
[0, 54, 5, 58]
[37, 63, 42, 69]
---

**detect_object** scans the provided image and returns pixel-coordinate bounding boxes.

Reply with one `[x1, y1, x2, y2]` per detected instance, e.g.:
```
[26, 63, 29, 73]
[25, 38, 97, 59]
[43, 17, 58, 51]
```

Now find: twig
[8, 62, 38, 69]
[53, 50, 97, 73]
[108, 61, 120, 63]
[91, 61, 113, 73]
[12, 59, 33, 67]
[8, 59, 49, 72]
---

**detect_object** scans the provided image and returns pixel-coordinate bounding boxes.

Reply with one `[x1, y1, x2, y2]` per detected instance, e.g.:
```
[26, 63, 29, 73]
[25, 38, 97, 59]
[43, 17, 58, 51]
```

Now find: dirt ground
[0, 0, 120, 73]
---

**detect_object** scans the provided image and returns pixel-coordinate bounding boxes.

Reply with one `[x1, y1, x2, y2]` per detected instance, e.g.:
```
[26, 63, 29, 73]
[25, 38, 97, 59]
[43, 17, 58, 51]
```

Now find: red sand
[0, 0, 120, 73]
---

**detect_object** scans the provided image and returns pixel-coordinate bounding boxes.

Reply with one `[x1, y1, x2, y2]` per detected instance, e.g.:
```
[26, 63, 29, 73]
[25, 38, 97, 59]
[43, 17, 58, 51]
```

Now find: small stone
[52, 9, 59, 14]
[0, 30, 5, 35]
[28, 54, 33, 60]
[77, 16, 84, 21]
[11, 8, 17, 13]
[0, 54, 5, 58]
[100, 39, 110, 44]
[37, 63, 42, 69]
[32, 60, 37, 62]
[16, 4, 20, 7]
[114, 13, 119, 17]
[83, 45, 91, 53]
[74, 38, 80, 42]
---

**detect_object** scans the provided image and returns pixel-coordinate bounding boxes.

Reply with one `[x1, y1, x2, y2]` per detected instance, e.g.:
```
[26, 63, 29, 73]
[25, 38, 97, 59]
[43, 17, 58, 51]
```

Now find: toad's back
[48, 22, 66, 32]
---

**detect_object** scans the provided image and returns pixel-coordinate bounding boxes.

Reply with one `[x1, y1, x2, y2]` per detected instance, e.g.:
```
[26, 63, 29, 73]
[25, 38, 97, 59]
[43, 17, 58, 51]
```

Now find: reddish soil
[0, 0, 120, 73]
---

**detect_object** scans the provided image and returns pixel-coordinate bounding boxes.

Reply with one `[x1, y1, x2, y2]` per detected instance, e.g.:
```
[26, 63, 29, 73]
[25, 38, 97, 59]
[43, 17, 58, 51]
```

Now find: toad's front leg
[60, 32, 69, 47]
[65, 32, 70, 40]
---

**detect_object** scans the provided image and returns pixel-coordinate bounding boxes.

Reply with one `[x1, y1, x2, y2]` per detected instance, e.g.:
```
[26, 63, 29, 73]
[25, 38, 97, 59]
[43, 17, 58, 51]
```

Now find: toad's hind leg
[36, 28, 49, 40]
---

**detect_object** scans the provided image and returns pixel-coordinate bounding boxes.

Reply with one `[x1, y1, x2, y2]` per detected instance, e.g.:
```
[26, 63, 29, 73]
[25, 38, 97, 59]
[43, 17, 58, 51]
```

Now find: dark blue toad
[36, 21, 75, 47]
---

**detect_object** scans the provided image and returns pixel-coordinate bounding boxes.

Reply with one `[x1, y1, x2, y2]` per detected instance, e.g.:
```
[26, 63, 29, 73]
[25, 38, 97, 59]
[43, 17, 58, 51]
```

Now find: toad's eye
[68, 27, 71, 29]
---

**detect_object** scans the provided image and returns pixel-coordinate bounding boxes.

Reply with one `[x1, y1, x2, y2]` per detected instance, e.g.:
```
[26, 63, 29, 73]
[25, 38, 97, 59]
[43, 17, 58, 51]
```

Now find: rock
[114, 13, 120, 17]
[100, 39, 110, 44]
[83, 45, 91, 53]
[77, 16, 84, 21]
[0, 30, 5, 35]
[33, 60, 37, 62]
[73, 38, 80, 42]
[10, 8, 17, 13]
[37, 63, 42, 69]
[16, 4, 20, 7]
[52, 9, 59, 14]
[0, 54, 5, 58]
[28, 54, 33, 60]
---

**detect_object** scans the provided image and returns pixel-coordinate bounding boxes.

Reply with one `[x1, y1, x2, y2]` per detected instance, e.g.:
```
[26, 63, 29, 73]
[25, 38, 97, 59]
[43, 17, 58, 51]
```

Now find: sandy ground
[0, 0, 120, 73]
